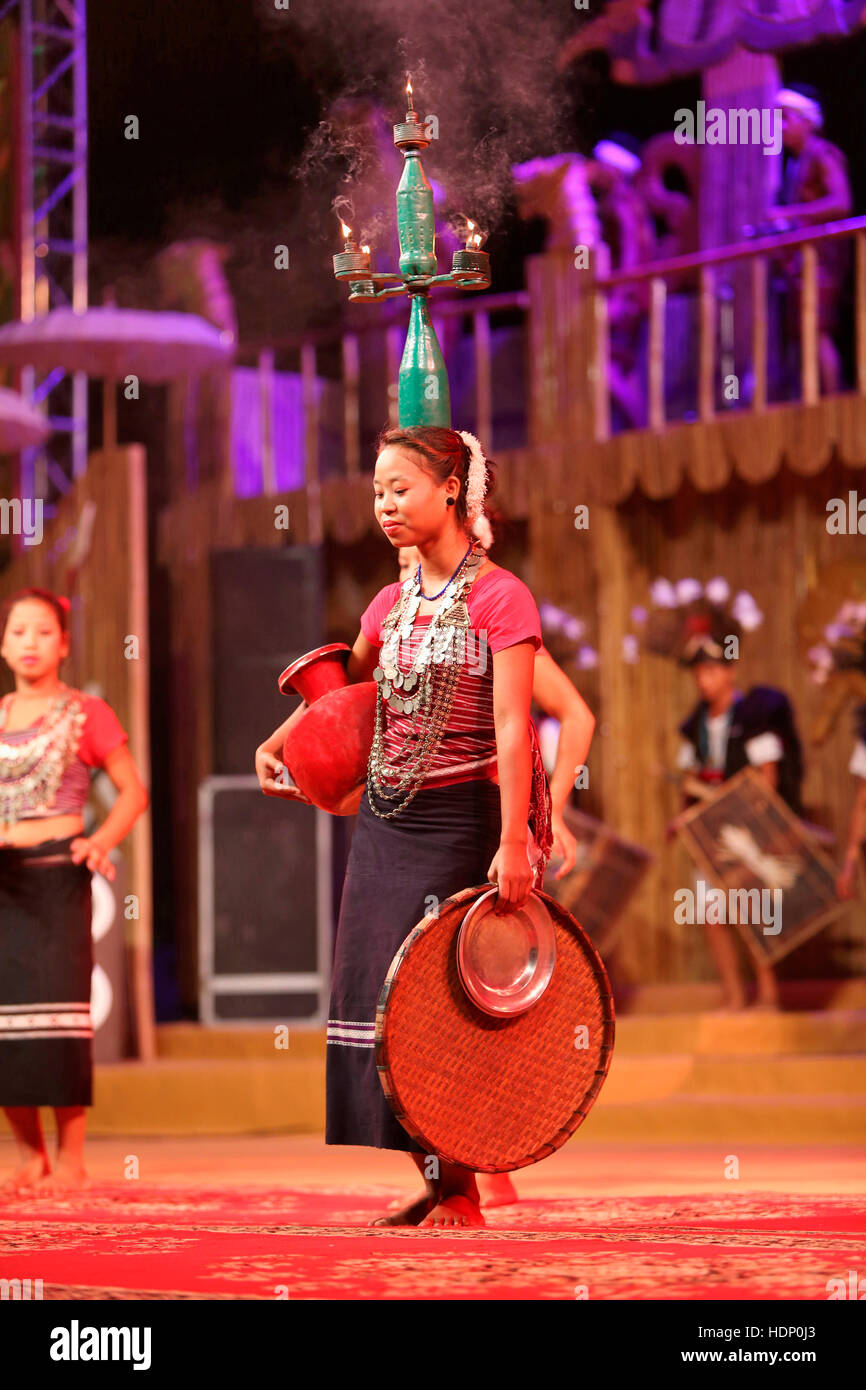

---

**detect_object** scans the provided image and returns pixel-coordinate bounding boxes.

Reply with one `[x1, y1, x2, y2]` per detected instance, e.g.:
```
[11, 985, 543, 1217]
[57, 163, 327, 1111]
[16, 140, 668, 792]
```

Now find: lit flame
[465, 219, 481, 250]
[406, 76, 413, 99]
[361, 244, 370, 255]
[340, 221, 352, 241]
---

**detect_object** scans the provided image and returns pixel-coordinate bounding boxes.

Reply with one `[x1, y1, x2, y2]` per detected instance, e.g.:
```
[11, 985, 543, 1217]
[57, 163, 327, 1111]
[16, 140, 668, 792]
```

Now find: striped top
[0, 692, 128, 819]
[361, 566, 543, 789]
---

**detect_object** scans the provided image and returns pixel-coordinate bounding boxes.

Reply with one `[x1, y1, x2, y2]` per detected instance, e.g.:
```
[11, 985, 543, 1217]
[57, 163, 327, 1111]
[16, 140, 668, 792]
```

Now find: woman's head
[373, 425, 495, 549]
[0, 588, 70, 680]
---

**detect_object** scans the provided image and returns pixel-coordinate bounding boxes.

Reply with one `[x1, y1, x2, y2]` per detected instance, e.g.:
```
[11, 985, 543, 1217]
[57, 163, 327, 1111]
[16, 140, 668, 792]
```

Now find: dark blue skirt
[326, 776, 502, 1151]
[0, 836, 94, 1107]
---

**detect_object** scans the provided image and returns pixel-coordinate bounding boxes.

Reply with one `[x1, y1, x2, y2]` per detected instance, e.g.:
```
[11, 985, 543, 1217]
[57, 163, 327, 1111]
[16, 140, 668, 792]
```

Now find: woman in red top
[258, 426, 552, 1228]
[392, 540, 596, 1210]
[0, 588, 148, 1194]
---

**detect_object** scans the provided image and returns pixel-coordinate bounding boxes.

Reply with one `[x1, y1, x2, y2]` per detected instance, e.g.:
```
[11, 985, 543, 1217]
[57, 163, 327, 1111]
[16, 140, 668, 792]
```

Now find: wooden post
[474, 309, 493, 448]
[126, 444, 156, 1061]
[342, 333, 361, 476]
[102, 377, 117, 456]
[800, 242, 819, 405]
[698, 265, 716, 421]
[751, 255, 768, 412]
[648, 276, 666, 430]
[385, 326, 402, 427]
[258, 349, 276, 495]
[526, 251, 567, 447]
[592, 283, 610, 443]
[301, 341, 322, 545]
[527, 247, 607, 452]
[856, 232, 866, 396]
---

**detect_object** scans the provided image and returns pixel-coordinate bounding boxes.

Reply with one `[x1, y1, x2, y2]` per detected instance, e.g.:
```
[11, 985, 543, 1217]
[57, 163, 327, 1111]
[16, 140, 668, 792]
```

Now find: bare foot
[369, 1194, 435, 1227]
[32, 1163, 89, 1195]
[391, 1176, 520, 1210]
[421, 1193, 485, 1229]
[0, 1153, 51, 1194]
[477, 1173, 519, 1208]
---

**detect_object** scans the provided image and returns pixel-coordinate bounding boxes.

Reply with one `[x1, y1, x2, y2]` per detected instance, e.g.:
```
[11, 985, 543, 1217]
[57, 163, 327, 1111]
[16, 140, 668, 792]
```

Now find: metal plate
[456, 888, 556, 1016]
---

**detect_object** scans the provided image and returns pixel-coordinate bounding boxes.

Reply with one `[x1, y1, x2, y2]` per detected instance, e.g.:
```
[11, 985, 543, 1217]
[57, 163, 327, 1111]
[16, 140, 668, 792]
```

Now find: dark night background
[87, 0, 866, 334]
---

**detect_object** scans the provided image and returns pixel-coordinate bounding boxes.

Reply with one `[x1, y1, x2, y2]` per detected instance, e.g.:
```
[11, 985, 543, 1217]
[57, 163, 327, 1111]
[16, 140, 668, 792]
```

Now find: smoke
[257, 0, 581, 248]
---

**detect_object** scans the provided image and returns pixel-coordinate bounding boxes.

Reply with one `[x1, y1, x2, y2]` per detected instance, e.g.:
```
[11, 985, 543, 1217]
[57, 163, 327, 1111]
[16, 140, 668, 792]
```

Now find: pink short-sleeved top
[0, 691, 129, 819]
[361, 566, 542, 789]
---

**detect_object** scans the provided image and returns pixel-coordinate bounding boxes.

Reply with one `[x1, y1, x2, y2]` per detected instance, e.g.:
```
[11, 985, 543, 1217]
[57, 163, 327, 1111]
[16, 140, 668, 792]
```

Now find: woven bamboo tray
[375, 884, 615, 1173]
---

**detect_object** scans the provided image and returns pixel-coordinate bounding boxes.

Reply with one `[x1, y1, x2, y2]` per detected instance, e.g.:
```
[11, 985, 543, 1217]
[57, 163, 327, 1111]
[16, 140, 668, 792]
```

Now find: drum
[376, 884, 615, 1172]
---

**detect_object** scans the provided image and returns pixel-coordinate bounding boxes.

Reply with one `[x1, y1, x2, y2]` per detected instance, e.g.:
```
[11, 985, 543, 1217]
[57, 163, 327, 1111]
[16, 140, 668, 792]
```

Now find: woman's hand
[255, 747, 311, 803]
[487, 838, 534, 913]
[550, 812, 577, 879]
[70, 836, 115, 880]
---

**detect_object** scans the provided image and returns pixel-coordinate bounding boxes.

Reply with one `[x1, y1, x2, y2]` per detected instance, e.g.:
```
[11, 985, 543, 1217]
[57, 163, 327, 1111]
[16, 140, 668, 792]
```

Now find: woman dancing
[257, 426, 552, 1228]
[0, 588, 149, 1193]
[393, 540, 595, 1209]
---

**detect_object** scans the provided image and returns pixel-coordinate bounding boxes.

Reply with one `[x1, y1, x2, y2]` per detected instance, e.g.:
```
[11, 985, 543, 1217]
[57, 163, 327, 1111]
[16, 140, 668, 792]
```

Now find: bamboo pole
[301, 341, 322, 545]
[592, 284, 610, 443]
[126, 444, 156, 1061]
[102, 376, 117, 456]
[698, 265, 716, 421]
[856, 232, 866, 396]
[800, 243, 819, 405]
[648, 277, 666, 430]
[258, 349, 276, 495]
[341, 333, 361, 476]
[474, 309, 493, 448]
[751, 255, 768, 412]
[385, 326, 402, 427]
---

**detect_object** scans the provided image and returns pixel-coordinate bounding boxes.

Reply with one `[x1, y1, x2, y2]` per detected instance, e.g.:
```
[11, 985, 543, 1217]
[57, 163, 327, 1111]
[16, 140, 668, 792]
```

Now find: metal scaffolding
[0, 0, 88, 506]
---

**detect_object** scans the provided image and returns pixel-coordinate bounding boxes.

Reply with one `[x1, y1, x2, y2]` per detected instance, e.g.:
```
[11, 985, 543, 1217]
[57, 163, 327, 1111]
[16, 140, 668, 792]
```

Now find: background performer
[675, 616, 803, 1010]
[0, 588, 149, 1194]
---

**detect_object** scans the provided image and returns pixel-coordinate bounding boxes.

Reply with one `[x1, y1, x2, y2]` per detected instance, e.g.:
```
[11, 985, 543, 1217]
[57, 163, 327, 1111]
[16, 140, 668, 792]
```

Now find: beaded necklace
[366, 539, 486, 819]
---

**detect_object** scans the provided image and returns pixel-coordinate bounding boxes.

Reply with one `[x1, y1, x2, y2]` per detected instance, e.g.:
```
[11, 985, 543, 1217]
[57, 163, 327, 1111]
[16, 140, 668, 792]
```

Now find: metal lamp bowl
[456, 888, 556, 1017]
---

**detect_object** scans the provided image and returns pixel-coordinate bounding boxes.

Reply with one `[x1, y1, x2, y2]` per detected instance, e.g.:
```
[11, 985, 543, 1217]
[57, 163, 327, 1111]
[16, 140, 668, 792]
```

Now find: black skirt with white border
[0, 836, 94, 1106]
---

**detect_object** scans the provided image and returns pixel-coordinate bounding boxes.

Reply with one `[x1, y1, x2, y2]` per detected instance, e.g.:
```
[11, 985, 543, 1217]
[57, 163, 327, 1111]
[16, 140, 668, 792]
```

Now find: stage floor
[1, 1136, 864, 1300]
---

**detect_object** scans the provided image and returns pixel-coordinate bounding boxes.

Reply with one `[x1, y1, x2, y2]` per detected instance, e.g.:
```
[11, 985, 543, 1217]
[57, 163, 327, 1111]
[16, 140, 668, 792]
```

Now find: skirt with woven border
[326, 776, 502, 1151]
[0, 835, 94, 1107]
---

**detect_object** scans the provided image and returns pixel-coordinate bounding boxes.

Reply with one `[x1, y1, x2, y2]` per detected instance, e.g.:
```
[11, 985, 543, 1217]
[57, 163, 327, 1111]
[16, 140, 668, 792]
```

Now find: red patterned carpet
[2, 1180, 864, 1300]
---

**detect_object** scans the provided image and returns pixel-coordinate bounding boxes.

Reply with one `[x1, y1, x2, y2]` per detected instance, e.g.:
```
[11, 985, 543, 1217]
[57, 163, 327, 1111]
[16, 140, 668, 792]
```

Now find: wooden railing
[230, 214, 866, 504]
[589, 214, 866, 439]
[236, 289, 530, 497]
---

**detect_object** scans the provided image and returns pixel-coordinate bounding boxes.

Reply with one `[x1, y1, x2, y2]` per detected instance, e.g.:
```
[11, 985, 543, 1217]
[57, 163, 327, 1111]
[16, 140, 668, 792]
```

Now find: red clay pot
[279, 643, 376, 815]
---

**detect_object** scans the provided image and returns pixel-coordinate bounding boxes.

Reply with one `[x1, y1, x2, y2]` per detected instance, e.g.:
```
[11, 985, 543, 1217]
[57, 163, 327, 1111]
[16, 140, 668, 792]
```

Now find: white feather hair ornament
[456, 429, 489, 525]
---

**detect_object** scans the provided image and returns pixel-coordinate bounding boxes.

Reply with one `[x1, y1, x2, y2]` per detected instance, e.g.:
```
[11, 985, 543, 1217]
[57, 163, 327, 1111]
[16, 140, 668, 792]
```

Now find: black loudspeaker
[210, 547, 324, 775]
[198, 777, 332, 1023]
